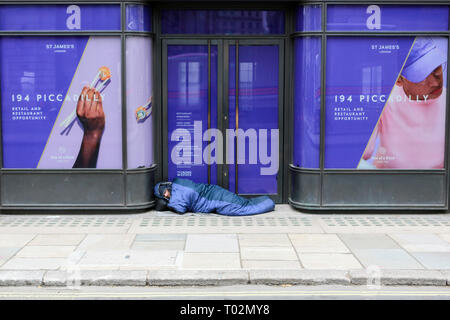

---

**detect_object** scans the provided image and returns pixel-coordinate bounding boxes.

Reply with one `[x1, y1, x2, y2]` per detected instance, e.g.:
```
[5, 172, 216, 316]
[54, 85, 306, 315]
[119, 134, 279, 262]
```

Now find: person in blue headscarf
[154, 178, 275, 216]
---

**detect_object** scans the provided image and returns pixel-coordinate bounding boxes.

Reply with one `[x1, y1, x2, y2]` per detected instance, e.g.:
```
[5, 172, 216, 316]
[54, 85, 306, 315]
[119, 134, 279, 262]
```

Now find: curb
[249, 270, 351, 286]
[43, 270, 147, 287]
[0, 269, 449, 287]
[349, 269, 448, 286]
[0, 271, 45, 286]
[148, 270, 249, 286]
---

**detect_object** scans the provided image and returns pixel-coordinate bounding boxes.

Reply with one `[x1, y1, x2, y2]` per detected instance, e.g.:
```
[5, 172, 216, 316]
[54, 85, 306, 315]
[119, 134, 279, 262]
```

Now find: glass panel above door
[161, 10, 285, 34]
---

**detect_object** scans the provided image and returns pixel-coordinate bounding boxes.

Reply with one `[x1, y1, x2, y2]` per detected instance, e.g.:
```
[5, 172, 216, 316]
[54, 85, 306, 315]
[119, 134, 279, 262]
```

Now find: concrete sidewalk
[0, 205, 449, 287]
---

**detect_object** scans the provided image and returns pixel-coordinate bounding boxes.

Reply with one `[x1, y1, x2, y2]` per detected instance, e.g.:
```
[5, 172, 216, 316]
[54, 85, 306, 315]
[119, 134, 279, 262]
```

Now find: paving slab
[0, 247, 20, 267]
[238, 234, 291, 247]
[29, 234, 86, 246]
[181, 253, 241, 270]
[298, 253, 362, 270]
[135, 234, 186, 241]
[131, 241, 185, 251]
[351, 249, 424, 269]
[147, 270, 248, 286]
[77, 234, 135, 251]
[185, 234, 239, 253]
[249, 270, 351, 285]
[439, 234, 450, 243]
[0, 271, 45, 286]
[389, 234, 450, 252]
[240, 247, 298, 261]
[0, 235, 35, 247]
[290, 234, 350, 253]
[349, 269, 447, 286]
[75, 250, 179, 270]
[339, 234, 401, 250]
[411, 253, 450, 270]
[242, 260, 302, 270]
[0, 258, 66, 270]
[16, 246, 76, 258]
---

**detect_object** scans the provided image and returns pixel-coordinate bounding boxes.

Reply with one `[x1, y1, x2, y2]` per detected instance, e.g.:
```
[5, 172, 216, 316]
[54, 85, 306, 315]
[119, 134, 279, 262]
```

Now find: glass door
[163, 39, 283, 202]
[164, 40, 219, 185]
[225, 40, 282, 200]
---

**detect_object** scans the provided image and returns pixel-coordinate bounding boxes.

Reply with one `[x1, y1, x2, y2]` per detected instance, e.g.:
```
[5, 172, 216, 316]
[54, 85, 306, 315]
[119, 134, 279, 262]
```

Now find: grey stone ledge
[147, 270, 249, 286]
[0, 271, 45, 286]
[43, 270, 147, 287]
[349, 269, 448, 286]
[440, 270, 450, 286]
[248, 270, 351, 286]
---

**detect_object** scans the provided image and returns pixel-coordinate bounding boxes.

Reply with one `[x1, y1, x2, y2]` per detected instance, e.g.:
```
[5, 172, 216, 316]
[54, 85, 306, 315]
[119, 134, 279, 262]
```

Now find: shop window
[0, 36, 122, 169]
[296, 5, 322, 32]
[126, 4, 152, 32]
[325, 37, 448, 169]
[293, 37, 321, 168]
[126, 37, 153, 169]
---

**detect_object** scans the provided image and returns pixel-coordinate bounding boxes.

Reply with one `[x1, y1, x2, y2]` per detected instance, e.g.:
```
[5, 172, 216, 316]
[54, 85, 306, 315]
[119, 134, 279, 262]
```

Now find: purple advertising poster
[127, 37, 153, 169]
[325, 37, 447, 170]
[1, 36, 122, 169]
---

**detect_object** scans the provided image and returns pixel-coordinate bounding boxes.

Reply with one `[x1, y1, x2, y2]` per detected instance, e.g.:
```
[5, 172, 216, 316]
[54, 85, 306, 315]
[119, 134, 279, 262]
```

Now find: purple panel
[325, 37, 414, 168]
[2, 37, 122, 169]
[0, 4, 121, 31]
[293, 37, 321, 168]
[167, 45, 218, 183]
[229, 45, 279, 195]
[161, 10, 284, 35]
[296, 5, 322, 31]
[126, 4, 152, 32]
[327, 5, 449, 31]
[1, 37, 87, 168]
[127, 37, 153, 168]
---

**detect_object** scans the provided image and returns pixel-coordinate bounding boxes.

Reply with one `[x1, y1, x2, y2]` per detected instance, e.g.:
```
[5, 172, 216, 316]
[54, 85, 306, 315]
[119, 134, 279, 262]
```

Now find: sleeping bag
[154, 178, 275, 216]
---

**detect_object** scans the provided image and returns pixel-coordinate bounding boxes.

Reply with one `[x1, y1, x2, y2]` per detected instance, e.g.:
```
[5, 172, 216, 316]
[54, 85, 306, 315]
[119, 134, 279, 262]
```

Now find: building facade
[0, 0, 449, 211]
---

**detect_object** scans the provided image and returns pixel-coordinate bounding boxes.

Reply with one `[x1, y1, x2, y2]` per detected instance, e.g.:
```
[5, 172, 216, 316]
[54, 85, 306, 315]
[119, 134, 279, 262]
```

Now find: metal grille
[0, 217, 131, 228]
[138, 216, 315, 228]
[0, 214, 449, 233]
[320, 216, 450, 227]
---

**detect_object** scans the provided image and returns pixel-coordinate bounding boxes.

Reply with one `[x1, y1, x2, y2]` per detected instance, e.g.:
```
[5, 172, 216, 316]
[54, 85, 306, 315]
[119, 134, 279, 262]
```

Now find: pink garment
[362, 85, 446, 169]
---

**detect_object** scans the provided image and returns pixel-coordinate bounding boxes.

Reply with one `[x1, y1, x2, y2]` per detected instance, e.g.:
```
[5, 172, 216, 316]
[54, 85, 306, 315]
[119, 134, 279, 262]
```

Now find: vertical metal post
[0, 34, 3, 208]
[207, 40, 211, 184]
[222, 40, 229, 190]
[444, 8, 450, 209]
[121, 2, 128, 206]
[235, 40, 239, 194]
[319, 3, 326, 206]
